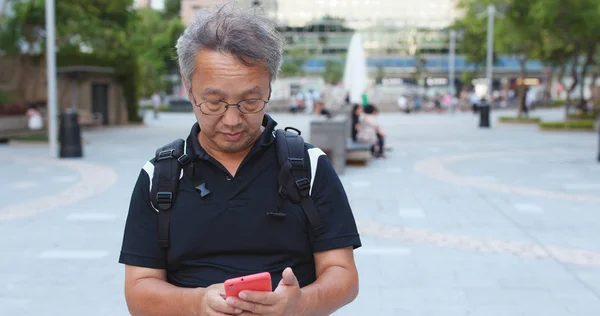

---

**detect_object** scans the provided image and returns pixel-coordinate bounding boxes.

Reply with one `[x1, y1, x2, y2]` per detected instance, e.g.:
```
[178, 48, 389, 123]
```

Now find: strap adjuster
[295, 178, 310, 195]
[277, 186, 288, 199]
[177, 154, 191, 165]
[156, 192, 173, 210]
[288, 158, 304, 169]
[157, 149, 175, 161]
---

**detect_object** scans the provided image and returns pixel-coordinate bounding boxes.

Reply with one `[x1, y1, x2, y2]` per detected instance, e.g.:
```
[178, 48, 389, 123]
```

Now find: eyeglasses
[194, 99, 269, 116]
[189, 86, 271, 116]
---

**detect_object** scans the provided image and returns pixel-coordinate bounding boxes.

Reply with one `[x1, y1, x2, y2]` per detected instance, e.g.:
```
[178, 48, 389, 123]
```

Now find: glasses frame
[189, 85, 272, 116]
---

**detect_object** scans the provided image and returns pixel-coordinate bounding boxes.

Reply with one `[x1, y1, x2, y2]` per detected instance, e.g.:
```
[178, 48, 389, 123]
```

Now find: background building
[176, 0, 545, 101]
[181, 0, 277, 26]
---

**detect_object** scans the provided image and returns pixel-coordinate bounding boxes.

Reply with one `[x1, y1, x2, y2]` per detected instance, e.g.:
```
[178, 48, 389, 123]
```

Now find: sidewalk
[0, 109, 599, 315]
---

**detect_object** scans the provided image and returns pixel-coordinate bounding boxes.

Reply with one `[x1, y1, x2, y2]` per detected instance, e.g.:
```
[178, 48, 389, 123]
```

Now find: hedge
[567, 112, 599, 121]
[498, 116, 541, 124]
[539, 120, 596, 131]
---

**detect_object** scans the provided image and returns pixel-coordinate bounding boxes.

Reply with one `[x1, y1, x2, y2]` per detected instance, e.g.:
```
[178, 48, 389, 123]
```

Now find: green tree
[494, 0, 545, 117]
[128, 8, 185, 96]
[163, 0, 181, 19]
[532, 0, 600, 112]
[374, 65, 385, 85]
[280, 48, 310, 77]
[0, 0, 142, 121]
[451, 5, 487, 69]
[322, 60, 344, 85]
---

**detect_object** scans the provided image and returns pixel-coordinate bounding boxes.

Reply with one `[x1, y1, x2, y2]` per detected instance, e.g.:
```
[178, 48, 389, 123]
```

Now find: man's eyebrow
[241, 86, 262, 96]
[200, 86, 262, 97]
[201, 88, 226, 96]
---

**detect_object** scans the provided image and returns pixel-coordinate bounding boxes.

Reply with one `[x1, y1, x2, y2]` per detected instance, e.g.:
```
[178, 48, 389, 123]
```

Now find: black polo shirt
[119, 114, 361, 289]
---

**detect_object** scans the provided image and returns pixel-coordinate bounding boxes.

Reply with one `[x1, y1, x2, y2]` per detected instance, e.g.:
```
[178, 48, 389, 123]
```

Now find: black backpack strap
[150, 138, 191, 249]
[273, 127, 323, 237]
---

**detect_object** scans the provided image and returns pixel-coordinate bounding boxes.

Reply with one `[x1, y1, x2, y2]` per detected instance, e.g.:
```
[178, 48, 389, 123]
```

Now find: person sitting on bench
[350, 104, 362, 142]
[313, 101, 332, 119]
[356, 104, 385, 158]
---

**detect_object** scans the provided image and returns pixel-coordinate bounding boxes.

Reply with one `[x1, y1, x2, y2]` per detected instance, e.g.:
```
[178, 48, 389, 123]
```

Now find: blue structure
[300, 55, 546, 74]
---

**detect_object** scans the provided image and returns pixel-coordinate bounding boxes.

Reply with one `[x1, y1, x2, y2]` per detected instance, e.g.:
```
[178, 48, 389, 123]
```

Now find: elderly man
[119, 3, 361, 316]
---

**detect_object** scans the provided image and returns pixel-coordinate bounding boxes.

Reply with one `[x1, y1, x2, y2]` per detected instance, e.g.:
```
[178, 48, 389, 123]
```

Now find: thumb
[281, 267, 299, 286]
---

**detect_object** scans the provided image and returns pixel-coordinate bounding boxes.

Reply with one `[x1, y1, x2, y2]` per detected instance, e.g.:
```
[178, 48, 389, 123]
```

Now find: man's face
[186, 49, 270, 154]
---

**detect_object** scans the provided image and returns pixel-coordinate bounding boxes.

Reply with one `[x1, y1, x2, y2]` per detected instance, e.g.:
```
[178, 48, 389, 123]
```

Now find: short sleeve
[118, 167, 166, 269]
[309, 154, 362, 252]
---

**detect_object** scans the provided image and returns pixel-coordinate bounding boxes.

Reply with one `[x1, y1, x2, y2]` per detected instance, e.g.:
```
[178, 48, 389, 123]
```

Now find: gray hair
[175, 2, 285, 87]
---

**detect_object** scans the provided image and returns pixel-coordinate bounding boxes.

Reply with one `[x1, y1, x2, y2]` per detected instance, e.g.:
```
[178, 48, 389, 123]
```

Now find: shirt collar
[186, 114, 278, 161]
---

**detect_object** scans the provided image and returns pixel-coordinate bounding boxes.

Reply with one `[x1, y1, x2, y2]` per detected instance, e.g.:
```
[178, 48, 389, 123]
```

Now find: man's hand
[201, 283, 244, 316]
[225, 268, 303, 316]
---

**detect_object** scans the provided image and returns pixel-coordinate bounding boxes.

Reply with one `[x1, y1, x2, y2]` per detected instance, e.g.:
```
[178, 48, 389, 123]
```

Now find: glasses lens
[239, 100, 266, 113]
[200, 101, 227, 115]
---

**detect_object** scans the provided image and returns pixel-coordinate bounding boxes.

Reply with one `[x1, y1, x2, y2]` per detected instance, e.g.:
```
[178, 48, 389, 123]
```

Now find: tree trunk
[566, 54, 579, 118]
[579, 45, 595, 112]
[590, 67, 599, 105]
[517, 57, 528, 117]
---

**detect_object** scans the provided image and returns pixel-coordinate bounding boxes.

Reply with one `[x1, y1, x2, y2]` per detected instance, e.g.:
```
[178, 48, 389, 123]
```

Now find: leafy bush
[567, 112, 598, 120]
[539, 120, 596, 131]
[498, 116, 541, 123]
[546, 100, 566, 108]
[0, 89, 9, 104]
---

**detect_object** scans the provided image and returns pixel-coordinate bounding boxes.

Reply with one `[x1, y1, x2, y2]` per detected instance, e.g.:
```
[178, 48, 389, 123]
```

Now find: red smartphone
[224, 272, 272, 298]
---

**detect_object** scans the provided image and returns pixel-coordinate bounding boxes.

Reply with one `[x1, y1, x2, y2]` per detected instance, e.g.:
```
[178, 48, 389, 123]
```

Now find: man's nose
[221, 105, 243, 126]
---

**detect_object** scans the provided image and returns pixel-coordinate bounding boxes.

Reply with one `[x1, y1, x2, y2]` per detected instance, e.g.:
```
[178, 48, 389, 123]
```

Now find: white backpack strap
[307, 147, 326, 196]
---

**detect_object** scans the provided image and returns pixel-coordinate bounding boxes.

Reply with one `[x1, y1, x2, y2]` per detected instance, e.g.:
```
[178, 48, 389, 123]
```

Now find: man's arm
[298, 247, 359, 316]
[125, 265, 206, 316]
[126, 265, 243, 316]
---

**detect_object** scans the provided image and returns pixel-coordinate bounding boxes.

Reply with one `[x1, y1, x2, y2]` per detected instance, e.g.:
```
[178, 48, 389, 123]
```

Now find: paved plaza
[1, 108, 600, 315]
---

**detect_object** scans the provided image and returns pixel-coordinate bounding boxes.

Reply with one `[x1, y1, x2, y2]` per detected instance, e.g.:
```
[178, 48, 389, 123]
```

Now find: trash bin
[59, 108, 83, 158]
[597, 120, 600, 162]
[479, 104, 491, 128]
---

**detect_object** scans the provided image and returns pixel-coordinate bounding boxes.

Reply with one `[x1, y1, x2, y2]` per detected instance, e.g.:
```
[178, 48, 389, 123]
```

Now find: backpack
[149, 127, 324, 250]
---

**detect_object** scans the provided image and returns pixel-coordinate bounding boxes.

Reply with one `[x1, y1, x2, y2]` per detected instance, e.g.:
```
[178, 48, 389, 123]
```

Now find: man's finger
[208, 293, 243, 314]
[238, 290, 278, 305]
[281, 267, 298, 286]
[226, 296, 271, 314]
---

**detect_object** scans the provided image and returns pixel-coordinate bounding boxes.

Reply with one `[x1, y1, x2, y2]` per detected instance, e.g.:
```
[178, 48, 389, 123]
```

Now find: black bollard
[597, 120, 600, 162]
[59, 108, 83, 158]
[479, 103, 491, 128]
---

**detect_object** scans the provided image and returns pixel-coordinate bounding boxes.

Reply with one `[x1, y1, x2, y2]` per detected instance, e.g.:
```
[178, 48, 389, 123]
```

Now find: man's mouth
[223, 132, 242, 141]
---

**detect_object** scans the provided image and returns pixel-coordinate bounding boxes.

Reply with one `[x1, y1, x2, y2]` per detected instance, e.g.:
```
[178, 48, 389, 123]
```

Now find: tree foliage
[323, 60, 344, 85]
[453, 0, 600, 113]
[0, 0, 187, 119]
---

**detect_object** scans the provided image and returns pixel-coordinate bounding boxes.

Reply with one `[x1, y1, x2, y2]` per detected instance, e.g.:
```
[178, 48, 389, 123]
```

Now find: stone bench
[346, 141, 372, 164]
[309, 114, 373, 174]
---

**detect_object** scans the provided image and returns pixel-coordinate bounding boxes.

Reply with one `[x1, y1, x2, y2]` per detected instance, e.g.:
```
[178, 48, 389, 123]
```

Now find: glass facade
[273, 0, 460, 56]
[180, 1, 545, 76]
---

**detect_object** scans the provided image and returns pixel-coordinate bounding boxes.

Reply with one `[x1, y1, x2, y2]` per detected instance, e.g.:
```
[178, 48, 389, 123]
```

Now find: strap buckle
[288, 157, 304, 169]
[295, 178, 310, 196]
[157, 149, 175, 161]
[177, 153, 191, 165]
[156, 192, 173, 210]
[277, 186, 288, 199]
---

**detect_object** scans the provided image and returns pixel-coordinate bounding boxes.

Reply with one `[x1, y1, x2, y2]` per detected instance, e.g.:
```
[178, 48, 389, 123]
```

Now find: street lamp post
[45, 0, 58, 157]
